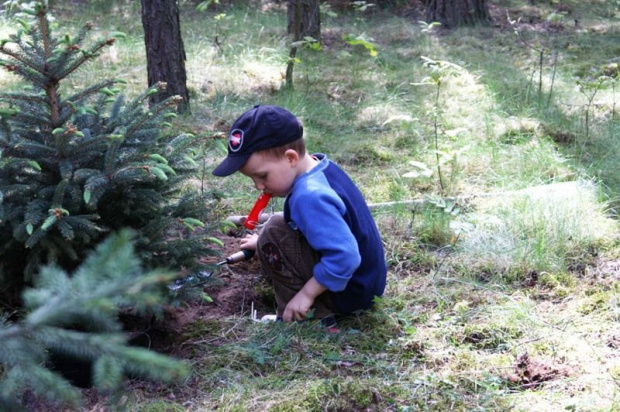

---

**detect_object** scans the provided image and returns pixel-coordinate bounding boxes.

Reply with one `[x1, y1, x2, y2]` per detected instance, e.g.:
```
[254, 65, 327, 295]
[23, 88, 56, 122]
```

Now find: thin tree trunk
[140, 0, 190, 113]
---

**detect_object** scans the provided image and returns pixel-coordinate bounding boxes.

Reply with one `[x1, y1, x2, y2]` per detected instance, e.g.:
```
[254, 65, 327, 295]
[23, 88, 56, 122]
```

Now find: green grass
[3, 0, 620, 410]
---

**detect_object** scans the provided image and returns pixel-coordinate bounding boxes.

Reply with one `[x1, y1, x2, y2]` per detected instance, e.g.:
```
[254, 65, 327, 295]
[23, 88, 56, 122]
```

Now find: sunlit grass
[457, 180, 616, 275]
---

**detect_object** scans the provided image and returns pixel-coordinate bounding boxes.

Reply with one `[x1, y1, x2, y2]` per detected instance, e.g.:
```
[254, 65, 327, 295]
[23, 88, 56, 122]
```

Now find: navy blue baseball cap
[212, 105, 303, 177]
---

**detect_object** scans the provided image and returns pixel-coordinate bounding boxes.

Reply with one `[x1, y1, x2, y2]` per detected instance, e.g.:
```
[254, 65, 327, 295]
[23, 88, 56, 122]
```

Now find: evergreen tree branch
[0, 45, 47, 79]
[62, 79, 117, 109]
[56, 37, 116, 81]
[0, 230, 188, 409]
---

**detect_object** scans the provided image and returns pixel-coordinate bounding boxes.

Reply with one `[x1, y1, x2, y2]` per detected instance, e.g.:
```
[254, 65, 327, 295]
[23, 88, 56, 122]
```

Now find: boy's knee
[257, 215, 289, 272]
[258, 214, 288, 244]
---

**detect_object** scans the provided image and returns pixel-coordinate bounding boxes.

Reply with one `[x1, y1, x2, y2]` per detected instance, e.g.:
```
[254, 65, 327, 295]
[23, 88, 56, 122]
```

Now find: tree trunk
[426, 0, 492, 28]
[287, 0, 321, 41]
[140, 0, 190, 113]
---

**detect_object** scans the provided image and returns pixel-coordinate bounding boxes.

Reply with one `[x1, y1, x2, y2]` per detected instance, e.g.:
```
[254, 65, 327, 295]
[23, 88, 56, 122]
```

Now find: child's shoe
[321, 315, 341, 333]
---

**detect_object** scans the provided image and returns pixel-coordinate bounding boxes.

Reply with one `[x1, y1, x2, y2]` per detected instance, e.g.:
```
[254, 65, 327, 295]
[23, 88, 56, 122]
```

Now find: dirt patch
[501, 352, 572, 390]
[201, 233, 270, 312]
[158, 233, 273, 338]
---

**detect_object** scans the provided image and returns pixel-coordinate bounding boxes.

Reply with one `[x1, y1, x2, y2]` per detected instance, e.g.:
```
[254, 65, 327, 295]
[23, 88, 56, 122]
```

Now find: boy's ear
[284, 149, 299, 165]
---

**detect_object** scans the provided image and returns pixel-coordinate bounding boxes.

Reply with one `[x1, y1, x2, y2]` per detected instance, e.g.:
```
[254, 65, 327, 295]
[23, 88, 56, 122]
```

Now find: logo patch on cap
[228, 129, 244, 152]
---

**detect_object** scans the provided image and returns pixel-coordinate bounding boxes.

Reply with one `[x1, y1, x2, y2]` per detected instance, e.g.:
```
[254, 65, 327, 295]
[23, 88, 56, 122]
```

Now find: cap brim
[212, 154, 250, 177]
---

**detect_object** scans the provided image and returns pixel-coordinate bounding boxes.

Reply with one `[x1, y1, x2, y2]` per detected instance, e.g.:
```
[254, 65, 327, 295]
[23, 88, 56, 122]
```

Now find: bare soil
[132, 232, 272, 356]
[502, 352, 573, 390]
[173, 233, 269, 322]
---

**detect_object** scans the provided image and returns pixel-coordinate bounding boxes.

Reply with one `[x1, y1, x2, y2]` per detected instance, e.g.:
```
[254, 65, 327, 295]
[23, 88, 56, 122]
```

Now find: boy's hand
[283, 290, 315, 322]
[239, 233, 258, 251]
[282, 277, 327, 322]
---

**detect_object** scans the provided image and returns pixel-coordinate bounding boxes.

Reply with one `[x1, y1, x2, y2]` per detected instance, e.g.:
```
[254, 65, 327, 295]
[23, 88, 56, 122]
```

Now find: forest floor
[69, 227, 620, 412]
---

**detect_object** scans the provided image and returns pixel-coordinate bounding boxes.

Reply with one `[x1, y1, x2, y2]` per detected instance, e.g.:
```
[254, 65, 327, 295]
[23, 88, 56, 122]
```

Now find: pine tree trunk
[140, 0, 190, 113]
[426, 0, 492, 28]
[287, 0, 321, 41]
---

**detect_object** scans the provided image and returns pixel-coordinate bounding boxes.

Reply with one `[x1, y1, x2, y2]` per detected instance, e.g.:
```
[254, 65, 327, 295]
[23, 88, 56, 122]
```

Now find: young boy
[212, 105, 386, 327]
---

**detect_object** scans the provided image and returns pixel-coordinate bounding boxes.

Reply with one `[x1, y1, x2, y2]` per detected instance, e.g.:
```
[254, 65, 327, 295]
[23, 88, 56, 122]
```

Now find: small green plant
[411, 57, 463, 195]
[507, 11, 564, 107]
[343, 33, 378, 57]
[285, 35, 322, 89]
[320, 2, 338, 19]
[212, 13, 231, 50]
[576, 72, 614, 158]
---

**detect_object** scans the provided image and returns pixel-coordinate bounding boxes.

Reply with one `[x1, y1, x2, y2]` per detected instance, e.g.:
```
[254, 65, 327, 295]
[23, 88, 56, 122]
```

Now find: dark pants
[257, 214, 334, 320]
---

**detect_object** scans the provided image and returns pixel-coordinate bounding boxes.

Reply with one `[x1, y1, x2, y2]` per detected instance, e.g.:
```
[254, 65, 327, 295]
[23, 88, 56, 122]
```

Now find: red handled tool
[243, 192, 272, 230]
[226, 192, 272, 262]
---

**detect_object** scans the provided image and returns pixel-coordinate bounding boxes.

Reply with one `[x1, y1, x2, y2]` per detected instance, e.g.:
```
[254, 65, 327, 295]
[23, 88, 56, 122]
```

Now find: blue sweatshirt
[284, 154, 387, 314]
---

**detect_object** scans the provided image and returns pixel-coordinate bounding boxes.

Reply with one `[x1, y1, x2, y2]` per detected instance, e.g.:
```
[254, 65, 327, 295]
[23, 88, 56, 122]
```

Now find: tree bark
[140, 0, 190, 113]
[426, 0, 492, 28]
[287, 0, 321, 41]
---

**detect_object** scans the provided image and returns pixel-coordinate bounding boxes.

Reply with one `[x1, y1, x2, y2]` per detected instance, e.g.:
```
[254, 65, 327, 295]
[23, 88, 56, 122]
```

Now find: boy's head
[212, 105, 304, 177]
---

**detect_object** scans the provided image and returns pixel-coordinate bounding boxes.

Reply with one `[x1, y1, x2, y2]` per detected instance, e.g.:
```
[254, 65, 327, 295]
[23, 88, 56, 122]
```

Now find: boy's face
[239, 150, 298, 198]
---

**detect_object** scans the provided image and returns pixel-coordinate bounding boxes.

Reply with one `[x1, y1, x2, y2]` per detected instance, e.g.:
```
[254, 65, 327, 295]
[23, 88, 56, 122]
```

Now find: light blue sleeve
[289, 184, 361, 292]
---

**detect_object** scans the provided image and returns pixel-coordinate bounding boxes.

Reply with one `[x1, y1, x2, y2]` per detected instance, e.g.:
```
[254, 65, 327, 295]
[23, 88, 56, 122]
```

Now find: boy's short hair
[257, 137, 306, 159]
[212, 105, 303, 176]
